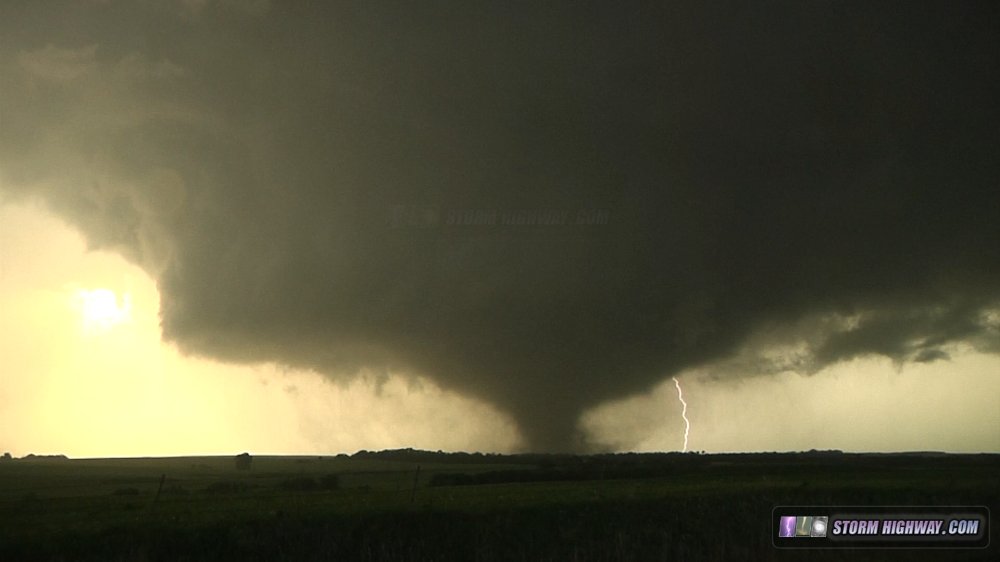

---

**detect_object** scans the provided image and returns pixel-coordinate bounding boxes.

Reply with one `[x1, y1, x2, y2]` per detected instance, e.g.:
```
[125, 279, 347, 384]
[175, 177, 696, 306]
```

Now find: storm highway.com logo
[778, 516, 828, 538]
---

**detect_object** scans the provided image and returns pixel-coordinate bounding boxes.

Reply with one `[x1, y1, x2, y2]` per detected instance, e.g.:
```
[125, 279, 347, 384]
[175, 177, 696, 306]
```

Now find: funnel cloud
[1, 2, 998, 451]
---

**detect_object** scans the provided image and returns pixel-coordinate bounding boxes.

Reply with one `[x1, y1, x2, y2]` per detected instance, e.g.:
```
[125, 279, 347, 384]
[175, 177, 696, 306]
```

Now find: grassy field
[0, 451, 996, 561]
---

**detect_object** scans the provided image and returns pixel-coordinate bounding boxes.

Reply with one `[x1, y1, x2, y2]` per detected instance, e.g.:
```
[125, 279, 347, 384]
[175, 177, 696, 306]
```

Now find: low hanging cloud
[1, 2, 998, 451]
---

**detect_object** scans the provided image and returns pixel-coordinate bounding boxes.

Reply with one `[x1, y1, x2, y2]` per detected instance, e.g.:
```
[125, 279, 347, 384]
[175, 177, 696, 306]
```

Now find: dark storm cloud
[2, 1, 998, 450]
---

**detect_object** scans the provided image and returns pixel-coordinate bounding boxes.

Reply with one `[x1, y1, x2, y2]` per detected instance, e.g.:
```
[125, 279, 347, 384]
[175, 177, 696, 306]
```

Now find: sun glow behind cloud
[73, 287, 132, 334]
[0, 201, 520, 458]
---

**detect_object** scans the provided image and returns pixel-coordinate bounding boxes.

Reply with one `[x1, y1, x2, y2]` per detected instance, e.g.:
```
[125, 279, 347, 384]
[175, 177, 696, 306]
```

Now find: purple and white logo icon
[779, 516, 797, 537]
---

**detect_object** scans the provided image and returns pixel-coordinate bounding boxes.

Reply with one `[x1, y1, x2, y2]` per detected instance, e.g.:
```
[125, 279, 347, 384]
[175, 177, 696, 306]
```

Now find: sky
[0, 1, 998, 457]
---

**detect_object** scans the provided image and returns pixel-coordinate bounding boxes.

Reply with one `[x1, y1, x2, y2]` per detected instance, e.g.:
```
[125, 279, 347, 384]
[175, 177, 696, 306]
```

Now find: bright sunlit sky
[0, 202, 521, 457]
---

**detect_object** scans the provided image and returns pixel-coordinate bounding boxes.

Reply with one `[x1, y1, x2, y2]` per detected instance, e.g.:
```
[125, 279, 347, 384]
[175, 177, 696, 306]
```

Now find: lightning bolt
[672, 376, 690, 452]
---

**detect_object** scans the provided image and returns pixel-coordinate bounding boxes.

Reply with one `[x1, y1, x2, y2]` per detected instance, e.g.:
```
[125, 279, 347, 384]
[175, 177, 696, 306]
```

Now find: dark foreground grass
[0, 452, 996, 561]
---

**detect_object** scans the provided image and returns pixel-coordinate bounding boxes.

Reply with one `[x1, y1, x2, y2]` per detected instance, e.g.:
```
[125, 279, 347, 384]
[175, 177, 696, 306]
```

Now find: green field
[0, 451, 996, 561]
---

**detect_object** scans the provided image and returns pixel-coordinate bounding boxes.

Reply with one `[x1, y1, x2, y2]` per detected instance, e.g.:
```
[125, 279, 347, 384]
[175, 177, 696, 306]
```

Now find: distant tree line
[1, 453, 69, 461]
[235, 452, 252, 471]
[350, 448, 511, 465]
[350, 448, 721, 468]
